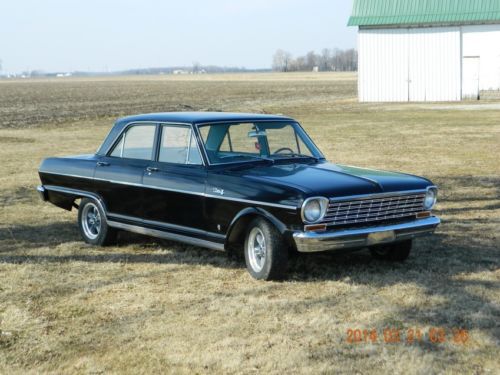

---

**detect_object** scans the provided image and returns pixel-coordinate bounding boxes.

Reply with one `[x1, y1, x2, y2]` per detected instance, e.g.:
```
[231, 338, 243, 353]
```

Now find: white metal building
[348, 0, 500, 102]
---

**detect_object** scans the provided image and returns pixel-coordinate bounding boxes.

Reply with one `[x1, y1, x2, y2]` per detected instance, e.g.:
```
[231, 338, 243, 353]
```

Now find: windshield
[198, 121, 324, 164]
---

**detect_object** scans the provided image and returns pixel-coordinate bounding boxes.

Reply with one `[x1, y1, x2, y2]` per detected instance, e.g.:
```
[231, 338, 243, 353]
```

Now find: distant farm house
[349, 0, 500, 102]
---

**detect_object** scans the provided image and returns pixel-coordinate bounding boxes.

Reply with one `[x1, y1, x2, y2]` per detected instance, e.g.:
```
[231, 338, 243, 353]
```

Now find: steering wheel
[273, 147, 294, 155]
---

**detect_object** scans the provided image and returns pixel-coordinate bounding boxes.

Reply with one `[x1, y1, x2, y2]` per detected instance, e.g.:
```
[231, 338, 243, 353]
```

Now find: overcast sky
[0, 0, 356, 73]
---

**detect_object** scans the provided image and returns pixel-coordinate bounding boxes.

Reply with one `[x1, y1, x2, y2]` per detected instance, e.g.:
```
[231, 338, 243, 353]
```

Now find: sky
[0, 0, 356, 74]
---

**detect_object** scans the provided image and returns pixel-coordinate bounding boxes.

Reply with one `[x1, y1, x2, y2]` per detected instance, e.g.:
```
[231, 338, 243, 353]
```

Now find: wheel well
[226, 211, 287, 254]
[226, 214, 256, 253]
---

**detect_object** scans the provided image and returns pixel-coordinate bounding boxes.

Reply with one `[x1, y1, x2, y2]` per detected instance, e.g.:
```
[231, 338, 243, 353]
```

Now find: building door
[358, 27, 461, 102]
[462, 56, 480, 100]
[408, 27, 461, 101]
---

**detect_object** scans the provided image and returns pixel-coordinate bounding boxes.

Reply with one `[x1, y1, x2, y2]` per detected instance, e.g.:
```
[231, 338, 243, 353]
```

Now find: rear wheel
[244, 218, 288, 280]
[78, 198, 117, 246]
[369, 239, 412, 262]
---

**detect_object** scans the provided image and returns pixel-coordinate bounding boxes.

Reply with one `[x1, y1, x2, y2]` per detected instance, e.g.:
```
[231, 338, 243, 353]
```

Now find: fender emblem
[212, 187, 224, 195]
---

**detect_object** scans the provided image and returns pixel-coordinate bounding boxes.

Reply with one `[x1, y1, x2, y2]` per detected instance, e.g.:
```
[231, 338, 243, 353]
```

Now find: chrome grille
[324, 193, 426, 226]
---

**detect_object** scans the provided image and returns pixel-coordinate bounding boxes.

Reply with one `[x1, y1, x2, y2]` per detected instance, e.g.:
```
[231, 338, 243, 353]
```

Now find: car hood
[236, 162, 432, 197]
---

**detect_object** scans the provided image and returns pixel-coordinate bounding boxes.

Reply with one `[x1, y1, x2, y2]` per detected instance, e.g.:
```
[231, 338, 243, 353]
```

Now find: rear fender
[43, 185, 107, 217]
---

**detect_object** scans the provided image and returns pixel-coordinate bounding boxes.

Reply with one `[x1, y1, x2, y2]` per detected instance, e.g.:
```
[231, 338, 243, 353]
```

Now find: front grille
[324, 193, 426, 226]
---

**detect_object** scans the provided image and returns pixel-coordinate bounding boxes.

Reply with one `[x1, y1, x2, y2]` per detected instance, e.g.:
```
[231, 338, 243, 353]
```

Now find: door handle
[146, 166, 159, 173]
[96, 161, 110, 167]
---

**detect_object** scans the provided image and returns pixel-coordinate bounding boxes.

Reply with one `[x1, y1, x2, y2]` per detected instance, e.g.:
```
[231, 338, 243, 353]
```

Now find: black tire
[369, 239, 412, 262]
[244, 217, 288, 280]
[78, 198, 117, 246]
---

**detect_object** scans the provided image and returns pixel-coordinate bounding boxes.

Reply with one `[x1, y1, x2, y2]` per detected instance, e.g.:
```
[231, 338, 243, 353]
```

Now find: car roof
[115, 112, 295, 125]
[97, 112, 297, 156]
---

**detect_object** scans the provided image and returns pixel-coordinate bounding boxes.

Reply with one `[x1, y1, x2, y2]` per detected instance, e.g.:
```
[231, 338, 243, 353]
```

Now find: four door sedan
[37, 112, 440, 280]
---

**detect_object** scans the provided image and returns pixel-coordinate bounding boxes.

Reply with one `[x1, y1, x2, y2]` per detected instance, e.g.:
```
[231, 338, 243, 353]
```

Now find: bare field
[0, 72, 499, 374]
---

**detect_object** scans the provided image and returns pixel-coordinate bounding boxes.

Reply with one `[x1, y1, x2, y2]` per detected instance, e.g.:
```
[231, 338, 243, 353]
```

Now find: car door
[141, 124, 209, 236]
[94, 123, 157, 219]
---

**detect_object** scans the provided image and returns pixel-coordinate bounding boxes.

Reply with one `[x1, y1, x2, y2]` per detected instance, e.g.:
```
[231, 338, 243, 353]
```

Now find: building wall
[358, 27, 461, 102]
[358, 28, 409, 102]
[462, 24, 500, 91]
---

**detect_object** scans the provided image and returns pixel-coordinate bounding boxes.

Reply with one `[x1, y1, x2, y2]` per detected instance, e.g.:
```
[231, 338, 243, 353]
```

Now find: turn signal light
[416, 211, 431, 219]
[304, 224, 327, 232]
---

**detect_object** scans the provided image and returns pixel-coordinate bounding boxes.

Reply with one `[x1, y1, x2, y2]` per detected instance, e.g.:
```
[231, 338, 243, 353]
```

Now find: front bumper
[293, 216, 440, 253]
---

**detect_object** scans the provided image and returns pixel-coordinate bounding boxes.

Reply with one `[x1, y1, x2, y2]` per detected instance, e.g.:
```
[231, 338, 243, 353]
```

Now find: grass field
[0, 72, 499, 374]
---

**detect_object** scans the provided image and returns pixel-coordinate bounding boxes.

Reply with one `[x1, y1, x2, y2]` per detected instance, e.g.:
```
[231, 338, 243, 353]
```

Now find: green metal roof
[348, 0, 500, 27]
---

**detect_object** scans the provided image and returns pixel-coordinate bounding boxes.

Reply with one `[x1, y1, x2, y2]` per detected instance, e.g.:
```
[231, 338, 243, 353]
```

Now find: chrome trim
[106, 121, 206, 167]
[120, 125, 127, 157]
[42, 185, 226, 246]
[329, 189, 430, 202]
[107, 212, 225, 240]
[103, 120, 193, 157]
[293, 216, 440, 253]
[36, 185, 47, 201]
[300, 196, 329, 224]
[186, 129, 193, 164]
[107, 221, 225, 251]
[42, 185, 108, 221]
[195, 119, 294, 130]
[207, 195, 296, 210]
[37, 172, 298, 210]
[158, 123, 205, 166]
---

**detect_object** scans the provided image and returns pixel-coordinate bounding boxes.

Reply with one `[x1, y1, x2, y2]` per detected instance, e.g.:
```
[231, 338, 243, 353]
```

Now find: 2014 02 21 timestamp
[346, 327, 469, 345]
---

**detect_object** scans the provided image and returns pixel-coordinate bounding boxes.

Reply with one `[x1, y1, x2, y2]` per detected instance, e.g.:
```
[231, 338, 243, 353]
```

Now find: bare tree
[272, 49, 292, 72]
[192, 61, 201, 73]
[305, 51, 318, 71]
[319, 49, 331, 71]
[272, 48, 357, 72]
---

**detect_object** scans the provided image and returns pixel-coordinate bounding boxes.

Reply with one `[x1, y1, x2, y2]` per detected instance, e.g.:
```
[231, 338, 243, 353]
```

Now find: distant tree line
[2, 64, 272, 78]
[120, 64, 267, 75]
[272, 48, 357, 72]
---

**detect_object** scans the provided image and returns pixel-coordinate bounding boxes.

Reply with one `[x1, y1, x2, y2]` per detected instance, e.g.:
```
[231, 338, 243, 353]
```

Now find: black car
[37, 112, 440, 280]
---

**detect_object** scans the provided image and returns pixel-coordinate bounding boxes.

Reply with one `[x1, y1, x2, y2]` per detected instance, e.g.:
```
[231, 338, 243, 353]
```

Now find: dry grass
[0, 72, 499, 374]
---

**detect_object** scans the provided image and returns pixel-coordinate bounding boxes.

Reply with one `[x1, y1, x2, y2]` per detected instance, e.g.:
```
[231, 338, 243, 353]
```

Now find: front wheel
[244, 218, 288, 280]
[369, 239, 412, 262]
[78, 198, 117, 246]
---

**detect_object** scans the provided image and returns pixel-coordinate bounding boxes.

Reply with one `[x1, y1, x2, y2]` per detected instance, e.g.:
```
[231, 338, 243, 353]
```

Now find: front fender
[225, 207, 288, 250]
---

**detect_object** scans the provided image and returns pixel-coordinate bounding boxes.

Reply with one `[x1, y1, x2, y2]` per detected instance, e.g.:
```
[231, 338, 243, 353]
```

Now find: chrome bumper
[293, 216, 440, 253]
[37, 185, 48, 201]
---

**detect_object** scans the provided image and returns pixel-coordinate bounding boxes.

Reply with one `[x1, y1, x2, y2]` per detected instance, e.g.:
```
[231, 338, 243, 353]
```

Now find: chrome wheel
[81, 202, 101, 240]
[247, 227, 267, 273]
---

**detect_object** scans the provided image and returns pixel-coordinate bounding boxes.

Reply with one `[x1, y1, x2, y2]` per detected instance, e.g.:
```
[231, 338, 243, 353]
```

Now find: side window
[159, 125, 202, 165]
[110, 137, 124, 157]
[110, 124, 156, 160]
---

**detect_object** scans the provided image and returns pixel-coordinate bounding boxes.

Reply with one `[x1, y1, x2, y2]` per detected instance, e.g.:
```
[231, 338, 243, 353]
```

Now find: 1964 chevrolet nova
[37, 112, 440, 280]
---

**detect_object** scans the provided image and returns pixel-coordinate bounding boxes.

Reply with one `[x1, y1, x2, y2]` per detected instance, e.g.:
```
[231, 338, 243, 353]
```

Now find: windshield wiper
[274, 153, 321, 162]
[219, 154, 275, 164]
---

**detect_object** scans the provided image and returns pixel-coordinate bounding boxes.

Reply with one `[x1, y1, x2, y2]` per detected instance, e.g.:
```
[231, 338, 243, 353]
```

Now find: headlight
[424, 187, 437, 210]
[301, 197, 329, 223]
